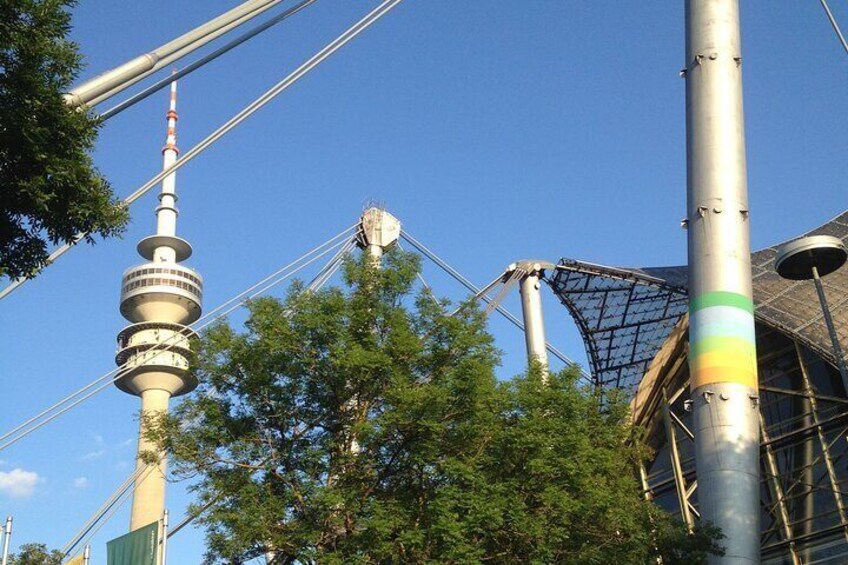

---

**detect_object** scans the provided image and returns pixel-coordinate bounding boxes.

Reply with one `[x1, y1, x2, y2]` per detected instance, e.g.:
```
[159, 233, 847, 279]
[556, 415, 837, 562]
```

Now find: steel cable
[0, 0, 405, 301]
[0, 227, 357, 452]
[60, 238, 358, 554]
[819, 0, 848, 56]
[62, 464, 155, 556]
[399, 231, 585, 375]
[99, 0, 319, 120]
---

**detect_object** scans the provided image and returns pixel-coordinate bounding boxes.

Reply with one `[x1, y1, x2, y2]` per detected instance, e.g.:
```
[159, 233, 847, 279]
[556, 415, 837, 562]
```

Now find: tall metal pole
[685, 1, 760, 563]
[0, 516, 11, 565]
[351, 208, 402, 455]
[83, 544, 91, 565]
[517, 262, 550, 376]
[160, 510, 169, 565]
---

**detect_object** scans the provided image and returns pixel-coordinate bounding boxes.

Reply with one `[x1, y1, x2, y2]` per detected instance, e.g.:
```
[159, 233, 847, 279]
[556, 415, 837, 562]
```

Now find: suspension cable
[395, 240, 441, 306]
[99, 0, 318, 120]
[168, 495, 221, 539]
[66, 468, 146, 560]
[0, 227, 358, 452]
[0, 224, 356, 447]
[819, 0, 848, 56]
[67, 0, 290, 107]
[62, 465, 154, 556]
[399, 231, 584, 374]
[308, 240, 356, 291]
[0, 0, 405, 302]
[61, 239, 355, 554]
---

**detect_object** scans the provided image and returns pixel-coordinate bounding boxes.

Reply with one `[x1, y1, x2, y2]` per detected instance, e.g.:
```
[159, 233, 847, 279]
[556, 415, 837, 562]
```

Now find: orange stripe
[691, 365, 758, 389]
[690, 350, 757, 373]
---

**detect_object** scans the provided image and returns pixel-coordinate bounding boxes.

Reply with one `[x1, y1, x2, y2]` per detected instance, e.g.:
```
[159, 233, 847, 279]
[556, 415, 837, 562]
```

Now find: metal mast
[350, 207, 401, 455]
[358, 207, 401, 265]
[1, 516, 11, 565]
[116, 81, 203, 532]
[513, 261, 552, 376]
[684, 1, 759, 563]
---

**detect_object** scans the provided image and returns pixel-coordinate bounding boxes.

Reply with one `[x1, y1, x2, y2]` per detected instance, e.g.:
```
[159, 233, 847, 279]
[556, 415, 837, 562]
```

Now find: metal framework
[752, 212, 848, 376]
[547, 211, 848, 393]
[547, 210, 848, 563]
[547, 260, 688, 391]
[638, 328, 848, 564]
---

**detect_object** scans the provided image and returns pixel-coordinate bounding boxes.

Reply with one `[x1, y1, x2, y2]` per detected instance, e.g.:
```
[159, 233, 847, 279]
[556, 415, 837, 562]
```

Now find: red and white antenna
[154, 75, 181, 263]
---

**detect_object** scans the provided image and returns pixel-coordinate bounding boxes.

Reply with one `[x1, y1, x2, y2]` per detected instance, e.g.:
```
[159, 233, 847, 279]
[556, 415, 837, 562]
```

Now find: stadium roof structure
[546, 210, 848, 391]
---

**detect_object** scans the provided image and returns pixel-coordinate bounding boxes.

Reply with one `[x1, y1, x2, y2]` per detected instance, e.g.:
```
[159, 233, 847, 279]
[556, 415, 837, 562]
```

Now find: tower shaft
[130, 388, 171, 531]
[685, 1, 759, 562]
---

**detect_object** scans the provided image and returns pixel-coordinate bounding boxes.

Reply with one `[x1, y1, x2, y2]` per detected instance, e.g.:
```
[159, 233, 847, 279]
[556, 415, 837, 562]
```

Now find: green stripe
[690, 291, 754, 314]
[690, 336, 756, 358]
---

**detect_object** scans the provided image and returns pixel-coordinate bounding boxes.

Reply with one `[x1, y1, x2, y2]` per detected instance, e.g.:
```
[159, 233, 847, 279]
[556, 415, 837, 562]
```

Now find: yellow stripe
[690, 350, 758, 388]
[691, 365, 758, 389]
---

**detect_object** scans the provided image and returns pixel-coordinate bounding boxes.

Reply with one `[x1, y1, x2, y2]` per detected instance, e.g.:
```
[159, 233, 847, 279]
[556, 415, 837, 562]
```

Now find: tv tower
[115, 80, 203, 531]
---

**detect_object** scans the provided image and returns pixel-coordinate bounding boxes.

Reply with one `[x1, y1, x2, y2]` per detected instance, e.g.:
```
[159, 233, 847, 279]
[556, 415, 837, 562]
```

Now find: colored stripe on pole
[689, 291, 758, 389]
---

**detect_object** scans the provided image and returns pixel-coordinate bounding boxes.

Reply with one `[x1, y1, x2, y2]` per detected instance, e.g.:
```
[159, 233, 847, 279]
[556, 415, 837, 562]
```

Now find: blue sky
[0, 1, 845, 563]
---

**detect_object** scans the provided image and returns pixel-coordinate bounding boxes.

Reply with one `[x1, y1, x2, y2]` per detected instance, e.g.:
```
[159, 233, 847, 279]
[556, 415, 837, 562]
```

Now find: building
[547, 211, 848, 564]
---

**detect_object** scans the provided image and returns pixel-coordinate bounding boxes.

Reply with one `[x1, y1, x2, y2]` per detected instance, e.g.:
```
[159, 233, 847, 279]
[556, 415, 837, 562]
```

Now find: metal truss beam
[796, 341, 848, 544]
[759, 412, 802, 565]
[662, 388, 694, 529]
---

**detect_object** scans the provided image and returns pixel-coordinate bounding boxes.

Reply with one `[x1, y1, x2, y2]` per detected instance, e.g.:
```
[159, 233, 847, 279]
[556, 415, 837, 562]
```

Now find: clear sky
[0, 1, 845, 563]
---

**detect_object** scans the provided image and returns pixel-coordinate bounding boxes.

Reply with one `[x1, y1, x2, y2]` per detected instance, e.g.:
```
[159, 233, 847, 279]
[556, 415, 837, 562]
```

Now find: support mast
[684, 1, 759, 563]
[358, 207, 401, 265]
[513, 261, 552, 376]
[116, 81, 203, 532]
[349, 207, 401, 455]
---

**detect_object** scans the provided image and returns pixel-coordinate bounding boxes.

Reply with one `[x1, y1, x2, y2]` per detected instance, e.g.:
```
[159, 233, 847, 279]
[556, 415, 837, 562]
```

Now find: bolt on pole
[684, 1, 760, 563]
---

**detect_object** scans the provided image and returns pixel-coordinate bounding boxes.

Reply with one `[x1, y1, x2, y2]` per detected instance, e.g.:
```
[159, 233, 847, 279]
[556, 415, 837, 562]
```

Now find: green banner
[107, 521, 159, 565]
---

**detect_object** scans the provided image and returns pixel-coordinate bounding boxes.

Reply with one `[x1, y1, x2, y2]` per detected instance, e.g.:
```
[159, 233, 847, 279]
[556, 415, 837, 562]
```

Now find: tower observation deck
[115, 80, 202, 532]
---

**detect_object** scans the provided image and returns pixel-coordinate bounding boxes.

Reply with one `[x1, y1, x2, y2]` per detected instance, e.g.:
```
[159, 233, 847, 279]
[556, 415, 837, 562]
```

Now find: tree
[153, 251, 722, 564]
[7, 543, 63, 565]
[0, 0, 127, 280]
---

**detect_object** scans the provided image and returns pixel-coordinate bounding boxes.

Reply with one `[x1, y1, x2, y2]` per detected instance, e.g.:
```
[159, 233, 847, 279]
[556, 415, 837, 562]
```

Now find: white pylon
[347, 207, 402, 454]
[1, 516, 11, 565]
[358, 207, 401, 264]
[506, 261, 554, 380]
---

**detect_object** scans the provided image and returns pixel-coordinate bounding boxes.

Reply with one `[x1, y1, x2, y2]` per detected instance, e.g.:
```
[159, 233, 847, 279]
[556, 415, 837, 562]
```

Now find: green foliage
[0, 0, 127, 279]
[155, 250, 722, 564]
[7, 543, 63, 565]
